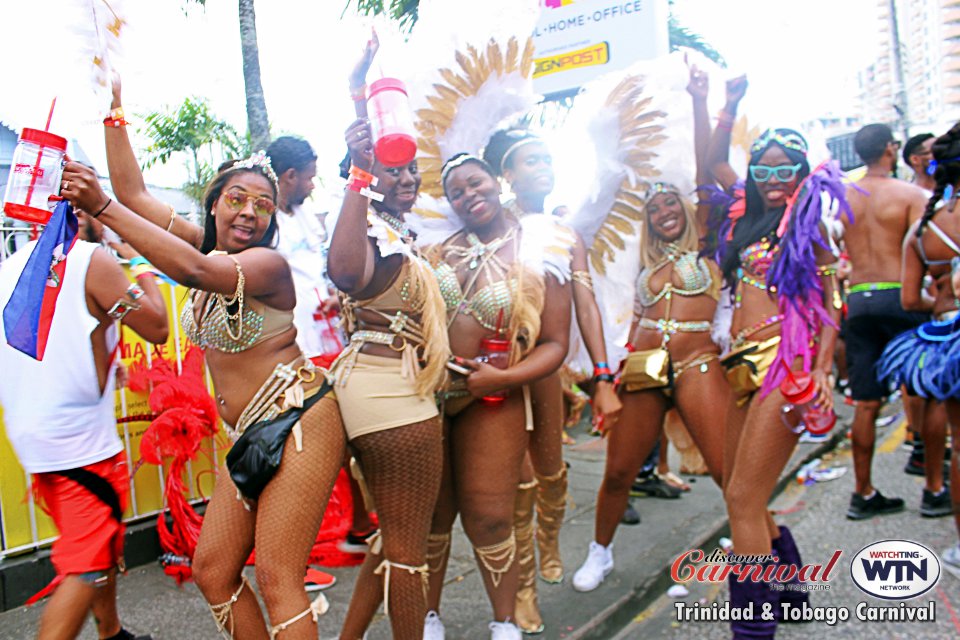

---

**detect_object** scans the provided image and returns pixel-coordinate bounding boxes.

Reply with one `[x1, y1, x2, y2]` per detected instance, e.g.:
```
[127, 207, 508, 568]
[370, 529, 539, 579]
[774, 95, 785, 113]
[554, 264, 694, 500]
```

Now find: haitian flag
[3, 199, 79, 360]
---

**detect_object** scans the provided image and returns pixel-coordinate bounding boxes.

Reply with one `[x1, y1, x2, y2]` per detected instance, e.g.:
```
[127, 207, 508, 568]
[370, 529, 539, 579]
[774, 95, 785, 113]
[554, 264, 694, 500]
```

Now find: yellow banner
[0, 277, 226, 556]
[534, 41, 610, 78]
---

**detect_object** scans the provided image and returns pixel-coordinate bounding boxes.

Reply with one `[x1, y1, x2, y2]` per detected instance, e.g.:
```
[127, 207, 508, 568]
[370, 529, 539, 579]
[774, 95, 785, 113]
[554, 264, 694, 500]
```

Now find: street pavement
[0, 396, 956, 639]
[607, 407, 960, 640]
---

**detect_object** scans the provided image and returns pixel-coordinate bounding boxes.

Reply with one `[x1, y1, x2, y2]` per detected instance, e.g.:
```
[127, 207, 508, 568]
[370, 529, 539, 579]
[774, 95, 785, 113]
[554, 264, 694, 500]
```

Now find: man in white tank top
[0, 186, 168, 640]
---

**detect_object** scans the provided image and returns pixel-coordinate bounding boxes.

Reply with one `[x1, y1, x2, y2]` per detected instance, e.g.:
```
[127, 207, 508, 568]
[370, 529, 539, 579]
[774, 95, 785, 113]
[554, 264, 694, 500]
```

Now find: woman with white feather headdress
[422, 152, 570, 639]
[564, 61, 728, 594]
[401, 9, 573, 639]
[481, 125, 621, 633]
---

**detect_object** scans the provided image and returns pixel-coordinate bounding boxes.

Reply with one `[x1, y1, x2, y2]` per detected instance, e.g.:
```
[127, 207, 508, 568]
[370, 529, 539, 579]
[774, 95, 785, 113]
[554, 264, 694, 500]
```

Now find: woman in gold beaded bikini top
[181, 268, 294, 354]
[422, 153, 570, 627]
[97, 112, 345, 638]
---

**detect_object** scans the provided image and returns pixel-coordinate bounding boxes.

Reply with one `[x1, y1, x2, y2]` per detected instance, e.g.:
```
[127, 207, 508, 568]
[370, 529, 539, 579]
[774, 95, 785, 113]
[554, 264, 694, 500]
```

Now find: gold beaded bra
[434, 228, 519, 332]
[181, 292, 293, 354]
[636, 245, 719, 308]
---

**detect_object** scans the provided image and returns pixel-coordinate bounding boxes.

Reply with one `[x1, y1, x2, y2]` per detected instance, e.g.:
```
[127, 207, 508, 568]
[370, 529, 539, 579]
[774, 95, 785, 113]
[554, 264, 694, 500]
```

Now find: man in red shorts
[0, 189, 168, 640]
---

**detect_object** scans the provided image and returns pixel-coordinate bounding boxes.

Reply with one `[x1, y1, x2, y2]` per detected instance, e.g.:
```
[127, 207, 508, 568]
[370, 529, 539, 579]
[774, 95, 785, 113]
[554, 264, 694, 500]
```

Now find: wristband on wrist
[594, 373, 616, 384]
[350, 85, 367, 102]
[128, 256, 149, 268]
[346, 178, 369, 193]
[349, 165, 378, 186]
[594, 361, 609, 372]
[131, 263, 158, 280]
[345, 178, 384, 202]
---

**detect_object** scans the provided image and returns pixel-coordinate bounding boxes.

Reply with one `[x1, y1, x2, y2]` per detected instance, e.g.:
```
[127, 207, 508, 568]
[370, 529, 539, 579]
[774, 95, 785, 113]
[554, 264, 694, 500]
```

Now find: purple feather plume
[698, 181, 743, 264]
[760, 161, 853, 398]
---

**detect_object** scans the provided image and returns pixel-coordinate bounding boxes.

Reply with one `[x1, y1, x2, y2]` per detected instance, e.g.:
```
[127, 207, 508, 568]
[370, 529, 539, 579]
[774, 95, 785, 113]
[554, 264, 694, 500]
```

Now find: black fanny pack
[226, 383, 330, 499]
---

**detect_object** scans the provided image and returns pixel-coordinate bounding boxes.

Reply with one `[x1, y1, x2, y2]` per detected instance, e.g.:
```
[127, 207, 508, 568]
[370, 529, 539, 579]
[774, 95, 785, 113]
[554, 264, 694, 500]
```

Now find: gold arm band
[571, 270, 594, 291]
[165, 204, 177, 232]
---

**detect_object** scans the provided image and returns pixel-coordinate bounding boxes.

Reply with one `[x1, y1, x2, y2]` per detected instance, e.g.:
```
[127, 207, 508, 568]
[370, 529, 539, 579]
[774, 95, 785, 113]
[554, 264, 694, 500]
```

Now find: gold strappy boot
[536, 466, 567, 583]
[514, 480, 543, 634]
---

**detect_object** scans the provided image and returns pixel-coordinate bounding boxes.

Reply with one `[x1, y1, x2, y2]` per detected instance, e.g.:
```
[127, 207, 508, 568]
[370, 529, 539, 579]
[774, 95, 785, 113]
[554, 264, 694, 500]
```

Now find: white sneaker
[423, 610, 445, 640]
[488, 620, 522, 640]
[572, 541, 613, 592]
[943, 543, 960, 579]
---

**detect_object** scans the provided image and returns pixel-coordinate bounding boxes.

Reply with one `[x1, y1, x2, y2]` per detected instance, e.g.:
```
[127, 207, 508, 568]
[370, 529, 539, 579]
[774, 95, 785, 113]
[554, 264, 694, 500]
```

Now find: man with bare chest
[842, 124, 931, 520]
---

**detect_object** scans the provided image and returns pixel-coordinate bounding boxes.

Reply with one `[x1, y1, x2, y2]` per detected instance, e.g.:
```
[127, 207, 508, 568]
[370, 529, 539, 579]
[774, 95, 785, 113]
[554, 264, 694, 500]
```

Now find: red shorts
[34, 452, 129, 576]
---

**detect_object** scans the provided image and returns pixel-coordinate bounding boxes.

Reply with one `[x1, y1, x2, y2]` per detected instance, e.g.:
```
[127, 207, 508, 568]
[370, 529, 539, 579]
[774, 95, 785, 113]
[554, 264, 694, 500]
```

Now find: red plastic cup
[367, 78, 417, 167]
[478, 336, 510, 404]
[780, 372, 836, 435]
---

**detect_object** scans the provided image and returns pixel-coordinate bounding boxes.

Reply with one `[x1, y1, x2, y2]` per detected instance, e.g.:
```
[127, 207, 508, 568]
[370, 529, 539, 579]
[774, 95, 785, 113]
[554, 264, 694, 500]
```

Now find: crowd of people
[2, 35, 959, 640]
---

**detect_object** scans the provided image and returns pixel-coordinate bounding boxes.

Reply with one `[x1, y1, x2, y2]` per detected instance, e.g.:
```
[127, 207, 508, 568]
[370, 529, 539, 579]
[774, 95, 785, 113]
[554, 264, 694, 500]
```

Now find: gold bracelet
[164, 204, 177, 232]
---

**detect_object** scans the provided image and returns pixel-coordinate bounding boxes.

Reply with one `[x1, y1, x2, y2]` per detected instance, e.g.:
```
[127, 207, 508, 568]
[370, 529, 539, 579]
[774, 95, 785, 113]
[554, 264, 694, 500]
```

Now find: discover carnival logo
[849, 540, 941, 600]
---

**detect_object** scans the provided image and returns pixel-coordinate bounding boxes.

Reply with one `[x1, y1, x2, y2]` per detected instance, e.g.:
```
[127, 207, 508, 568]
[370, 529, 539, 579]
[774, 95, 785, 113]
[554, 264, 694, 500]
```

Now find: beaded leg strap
[373, 558, 429, 616]
[268, 593, 329, 639]
[208, 575, 251, 638]
[474, 531, 517, 588]
[426, 533, 452, 574]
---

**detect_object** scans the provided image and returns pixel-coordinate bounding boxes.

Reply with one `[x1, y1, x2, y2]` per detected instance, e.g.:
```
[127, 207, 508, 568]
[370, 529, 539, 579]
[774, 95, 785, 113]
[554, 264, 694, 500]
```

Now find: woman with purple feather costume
[704, 77, 851, 640]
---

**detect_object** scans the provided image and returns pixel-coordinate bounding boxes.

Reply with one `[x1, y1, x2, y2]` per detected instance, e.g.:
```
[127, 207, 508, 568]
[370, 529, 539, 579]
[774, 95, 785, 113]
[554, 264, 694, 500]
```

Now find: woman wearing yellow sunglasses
[91, 77, 347, 640]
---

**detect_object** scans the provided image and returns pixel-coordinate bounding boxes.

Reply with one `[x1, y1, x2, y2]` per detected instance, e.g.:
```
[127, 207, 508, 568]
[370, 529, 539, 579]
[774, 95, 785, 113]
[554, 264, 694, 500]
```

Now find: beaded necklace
[373, 209, 413, 242]
[455, 228, 516, 271]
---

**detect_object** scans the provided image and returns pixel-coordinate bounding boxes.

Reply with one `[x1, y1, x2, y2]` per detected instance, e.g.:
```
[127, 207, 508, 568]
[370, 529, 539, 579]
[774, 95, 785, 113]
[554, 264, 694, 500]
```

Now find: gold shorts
[620, 348, 671, 392]
[621, 348, 719, 396]
[331, 353, 440, 440]
[720, 336, 781, 405]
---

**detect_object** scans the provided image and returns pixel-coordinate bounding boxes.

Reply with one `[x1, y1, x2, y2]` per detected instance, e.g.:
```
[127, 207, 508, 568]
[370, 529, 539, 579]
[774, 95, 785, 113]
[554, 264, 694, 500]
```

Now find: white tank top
[0, 240, 122, 473]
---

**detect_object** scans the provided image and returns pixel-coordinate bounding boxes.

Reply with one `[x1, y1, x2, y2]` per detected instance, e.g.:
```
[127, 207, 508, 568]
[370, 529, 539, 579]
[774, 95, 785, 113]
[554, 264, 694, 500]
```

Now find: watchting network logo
[849, 540, 941, 600]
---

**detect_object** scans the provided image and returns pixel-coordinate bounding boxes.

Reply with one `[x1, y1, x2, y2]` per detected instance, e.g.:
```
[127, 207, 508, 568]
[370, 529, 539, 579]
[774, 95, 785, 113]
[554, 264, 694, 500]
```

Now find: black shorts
[845, 288, 928, 401]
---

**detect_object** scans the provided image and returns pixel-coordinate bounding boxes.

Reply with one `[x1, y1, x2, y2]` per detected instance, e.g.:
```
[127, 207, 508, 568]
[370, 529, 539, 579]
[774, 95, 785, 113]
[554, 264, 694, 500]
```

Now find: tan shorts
[332, 352, 440, 440]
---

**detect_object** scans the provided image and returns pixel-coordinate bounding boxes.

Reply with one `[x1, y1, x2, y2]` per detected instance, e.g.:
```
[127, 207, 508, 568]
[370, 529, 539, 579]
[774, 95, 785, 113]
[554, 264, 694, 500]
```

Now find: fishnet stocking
[193, 466, 265, 639]
[340, 417, 443, 640]
[725, 391, 798, 556]
[451, 395, 529, 621]
[193, 395, 346, 640]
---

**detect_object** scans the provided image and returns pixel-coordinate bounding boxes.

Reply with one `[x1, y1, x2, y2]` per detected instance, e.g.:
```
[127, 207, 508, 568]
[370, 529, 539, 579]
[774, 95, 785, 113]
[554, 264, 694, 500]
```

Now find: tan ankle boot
[536, 467, 567, 583]
[514, 480, 543, 634]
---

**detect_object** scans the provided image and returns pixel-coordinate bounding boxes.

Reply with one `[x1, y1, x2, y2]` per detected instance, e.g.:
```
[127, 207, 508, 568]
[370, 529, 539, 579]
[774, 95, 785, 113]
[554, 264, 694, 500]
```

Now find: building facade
[860, 0, 960, 135]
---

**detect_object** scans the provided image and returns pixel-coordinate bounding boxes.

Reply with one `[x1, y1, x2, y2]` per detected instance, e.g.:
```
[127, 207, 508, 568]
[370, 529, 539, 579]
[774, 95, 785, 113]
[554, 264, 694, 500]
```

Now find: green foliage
[344, 0, 420, 32]
[139, 97, 245, 205]
[668, 16, 726, 67]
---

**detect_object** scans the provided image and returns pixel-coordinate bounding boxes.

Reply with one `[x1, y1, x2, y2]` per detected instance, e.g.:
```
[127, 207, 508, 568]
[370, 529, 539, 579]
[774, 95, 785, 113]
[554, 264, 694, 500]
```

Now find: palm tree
[238, 0, 270, 149]
[140, 96, 244, 205]
[188, 0, 270, 149]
